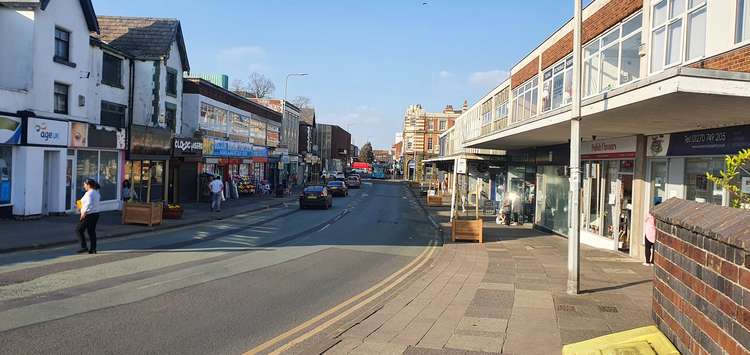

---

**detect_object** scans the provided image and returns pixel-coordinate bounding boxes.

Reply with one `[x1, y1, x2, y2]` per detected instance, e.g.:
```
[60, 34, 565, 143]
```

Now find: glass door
[649, 160, 668, 207]
[66, 156, 75, 210]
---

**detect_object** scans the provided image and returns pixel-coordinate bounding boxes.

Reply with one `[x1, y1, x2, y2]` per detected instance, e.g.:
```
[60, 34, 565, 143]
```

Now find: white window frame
[583, 11, 643, 98]
[542, 55, 574, 112]
[738, 0, 750, 44]
[512, 75, 538, 123]
[650, 0, 707, 74]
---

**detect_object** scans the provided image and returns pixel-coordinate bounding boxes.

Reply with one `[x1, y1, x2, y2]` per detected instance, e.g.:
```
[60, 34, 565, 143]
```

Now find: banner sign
[581, 136, 636, 160]
[203, 137, 253, 158]
[0, 115, 22, 144]
[27, 117, 68, 146]
[665, 125, 750, 156]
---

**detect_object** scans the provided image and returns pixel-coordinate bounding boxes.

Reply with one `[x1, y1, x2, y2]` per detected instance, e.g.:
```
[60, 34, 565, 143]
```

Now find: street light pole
[568, 0, 583, 295]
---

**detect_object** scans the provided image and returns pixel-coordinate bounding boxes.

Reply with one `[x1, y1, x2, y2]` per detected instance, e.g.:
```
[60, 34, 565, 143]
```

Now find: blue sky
[93, 0, 592, 149]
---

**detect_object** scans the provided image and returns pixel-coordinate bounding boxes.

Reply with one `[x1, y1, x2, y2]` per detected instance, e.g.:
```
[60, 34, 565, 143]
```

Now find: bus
[351, 162, 371, 175]
[371, 163, 386, 179]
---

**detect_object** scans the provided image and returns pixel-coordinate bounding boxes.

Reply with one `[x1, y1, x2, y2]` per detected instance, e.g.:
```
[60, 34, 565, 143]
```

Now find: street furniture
[562, 325, 679, 355]
[122, 201, 163, 226]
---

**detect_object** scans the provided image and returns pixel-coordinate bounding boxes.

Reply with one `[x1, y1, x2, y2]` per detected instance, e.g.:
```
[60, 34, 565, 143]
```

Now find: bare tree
[247, 72, 276, 98]
[291, 96, 312, 108]
[230, 79, 245, 92]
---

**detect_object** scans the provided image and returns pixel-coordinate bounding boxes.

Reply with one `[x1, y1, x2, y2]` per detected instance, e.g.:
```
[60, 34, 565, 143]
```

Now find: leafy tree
[359, 142, 375, 163]
[706, 149, 750, 208]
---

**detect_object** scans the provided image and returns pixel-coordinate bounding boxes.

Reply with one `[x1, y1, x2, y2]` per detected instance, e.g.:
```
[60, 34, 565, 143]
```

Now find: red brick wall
[652, 199, 750, 355]
[511, 56, 539, 88]
[689, 44, 750, 73]
[541, 0, 643, 70]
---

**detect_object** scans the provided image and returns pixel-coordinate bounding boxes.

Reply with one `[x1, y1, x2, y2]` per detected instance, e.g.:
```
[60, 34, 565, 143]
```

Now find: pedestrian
[209, 176, 224, 212]
[643, 200, 661, 266]
[122, 179, 132, 201]
[76, 179, 101, 254]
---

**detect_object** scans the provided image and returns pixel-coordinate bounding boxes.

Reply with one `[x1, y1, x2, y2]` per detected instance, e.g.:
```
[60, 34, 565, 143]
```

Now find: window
[584, 12, 643, 96]
[54, 27, 70, 62]
[54, 82, 69, 114]
[494, 89, 509, 120]
[102, 53, 122, 87]
[481, 100, 493, 125]
[429, 119, 435, 130]
[76, 150, 119, 201]
[165, 103, 177, 130]
[512, 76, 538, 122]
[542, 56, 573, 112]
[439, 119, 446, 131]
[166, 68, 178, 96]
[200, 102, 228, 133]
[427, 137, 433, 151]
[739, 0, 750, 43]
[100, 101, 126, 127]
[406, 137, 413, 150]
[651, 0, 706, 72]
[685, 157, 724, 205]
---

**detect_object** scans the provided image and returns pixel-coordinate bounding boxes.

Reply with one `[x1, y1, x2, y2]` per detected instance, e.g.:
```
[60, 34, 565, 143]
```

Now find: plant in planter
[706, 149, 750, 209]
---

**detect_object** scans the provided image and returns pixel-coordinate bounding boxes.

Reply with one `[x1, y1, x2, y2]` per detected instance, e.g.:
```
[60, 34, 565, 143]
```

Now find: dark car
[299, 185, 332, 209]
[326, 180, 348, 197]
[346, 176, 361, 189]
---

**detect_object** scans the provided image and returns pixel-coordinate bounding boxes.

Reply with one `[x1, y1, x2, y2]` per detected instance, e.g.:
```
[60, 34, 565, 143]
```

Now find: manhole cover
[557, 304, 576, 312]
[598, 305, 619, 313]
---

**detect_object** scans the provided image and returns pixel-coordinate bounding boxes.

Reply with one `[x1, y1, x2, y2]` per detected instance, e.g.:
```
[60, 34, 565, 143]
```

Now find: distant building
[316, 124, 350, 173]
[401, 103, 461, 181]
[186, 74, 229, 90]
[373, 149, 391, 163]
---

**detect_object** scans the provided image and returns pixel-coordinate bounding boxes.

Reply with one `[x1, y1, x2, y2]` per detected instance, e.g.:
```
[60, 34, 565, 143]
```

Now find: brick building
[401, 104, 461, 181]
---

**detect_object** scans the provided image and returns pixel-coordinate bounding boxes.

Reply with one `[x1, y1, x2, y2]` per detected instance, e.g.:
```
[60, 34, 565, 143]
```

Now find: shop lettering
[174, 139, 202, 152]
[35, 124, 60, 142]
[591, 142, 616, 152]
[683, 132, 727, 145]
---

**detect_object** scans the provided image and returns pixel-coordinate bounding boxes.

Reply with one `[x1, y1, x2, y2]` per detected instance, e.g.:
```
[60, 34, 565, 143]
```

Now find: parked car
[335, 172, 346, 180]
[346, 176, 361, 189]
[326, 180, 348, 197]
[299, 185, 332, 209]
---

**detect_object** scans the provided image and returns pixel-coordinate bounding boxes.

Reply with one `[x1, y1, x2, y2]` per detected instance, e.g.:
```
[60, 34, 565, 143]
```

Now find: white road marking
[319, 224, 330, 232]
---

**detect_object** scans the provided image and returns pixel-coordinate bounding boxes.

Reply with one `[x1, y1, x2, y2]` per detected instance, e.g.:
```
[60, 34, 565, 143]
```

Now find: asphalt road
[0, 181, 436, 355]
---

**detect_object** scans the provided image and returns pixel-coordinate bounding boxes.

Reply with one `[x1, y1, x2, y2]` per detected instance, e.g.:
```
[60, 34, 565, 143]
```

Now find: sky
[93, 0, 593, 149]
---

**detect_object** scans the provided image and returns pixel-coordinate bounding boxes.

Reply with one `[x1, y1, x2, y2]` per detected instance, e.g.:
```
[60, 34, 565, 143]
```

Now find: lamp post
[282, 73, 308, 191]
[568, 0, 583, 295]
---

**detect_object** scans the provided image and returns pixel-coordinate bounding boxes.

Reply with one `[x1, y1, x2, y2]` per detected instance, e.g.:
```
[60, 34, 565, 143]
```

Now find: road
[0, 181, 437, 355]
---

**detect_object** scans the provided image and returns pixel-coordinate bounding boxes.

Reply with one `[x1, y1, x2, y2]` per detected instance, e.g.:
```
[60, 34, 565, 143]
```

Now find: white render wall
[87, 46, 131, 124]
[0, 9, 34, 94]
[162, 41, 183, 135]
[12, 146, 67, 216]
[131, 41, 184, 131]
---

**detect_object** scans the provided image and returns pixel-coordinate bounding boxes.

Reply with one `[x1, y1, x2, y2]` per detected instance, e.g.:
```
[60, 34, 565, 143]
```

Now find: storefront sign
[70, 122, 88, 147]
[26, 117, 69, 146]
[130, 125, 172, 157]
[646, 134, 670, 157]
[172, 137, 203, 156]
[0, 115, 22, 144]
[581, 136, 636, 160]
[89, 125, 126, 149]
[456, 158, 467, 174]
[253, 146, 268, 158]
[665, 125, 750, 156]
[202, 137, 253, 158]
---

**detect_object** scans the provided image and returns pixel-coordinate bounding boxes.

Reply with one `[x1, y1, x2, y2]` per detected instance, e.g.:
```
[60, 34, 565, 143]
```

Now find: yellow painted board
[562, 326, 679, 355]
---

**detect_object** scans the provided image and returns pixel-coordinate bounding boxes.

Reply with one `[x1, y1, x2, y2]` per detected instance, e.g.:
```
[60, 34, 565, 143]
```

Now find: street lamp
[282, 73, 308, 188]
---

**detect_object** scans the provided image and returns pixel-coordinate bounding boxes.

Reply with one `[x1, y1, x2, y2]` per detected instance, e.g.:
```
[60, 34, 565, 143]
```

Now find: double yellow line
[244, 240, 438, 355]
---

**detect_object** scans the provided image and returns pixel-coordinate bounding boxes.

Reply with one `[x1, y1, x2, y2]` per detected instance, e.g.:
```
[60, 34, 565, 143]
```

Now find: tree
[706, 149, 750, 208]
[359, 142, 375, 164]
[247, 72, 276, 98]
[291, 96, 312, 108]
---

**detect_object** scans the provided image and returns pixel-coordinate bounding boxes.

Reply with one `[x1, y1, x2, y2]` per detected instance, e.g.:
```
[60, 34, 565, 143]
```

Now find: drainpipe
[567, 0, 583, 295]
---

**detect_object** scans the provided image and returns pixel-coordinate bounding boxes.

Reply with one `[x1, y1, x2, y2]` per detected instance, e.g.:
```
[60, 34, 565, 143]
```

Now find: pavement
[0, 181, 438, 355]
[318, 189, 655, 355]
[0, 192, 300, 253]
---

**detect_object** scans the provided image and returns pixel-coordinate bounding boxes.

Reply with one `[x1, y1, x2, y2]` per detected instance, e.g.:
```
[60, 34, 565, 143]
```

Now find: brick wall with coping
[510, 56, 539, 89]
[689, 44, 750, 73]
[651, 198, 750, 355]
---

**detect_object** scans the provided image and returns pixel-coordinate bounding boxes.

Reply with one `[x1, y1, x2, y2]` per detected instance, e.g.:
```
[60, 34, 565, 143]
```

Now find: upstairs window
[738, 0, 750, 43]
[651, 0, 706, 73]
[438, 119, 446, 131]
[54, 82, 69, 114]
[512, 76, 538, 123]
[584, 12, 643, 97]
[165, 103, 177, 130]
[542, 56, 573, 112]
[427, 137, 433, 151]
[54, 27, 70, 62]
[102, 53, 122, 87]
[166, 68, 178, 96]
[428, 119, 435, 130]
[100, 101, 127, 127]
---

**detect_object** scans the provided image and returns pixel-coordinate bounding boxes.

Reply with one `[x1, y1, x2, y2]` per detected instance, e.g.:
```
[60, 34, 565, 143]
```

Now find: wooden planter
[451, 219, 483, 243]
[163, 207, 184, 219]
[122, 202, 163, 226]
[427, 195, 443, 207]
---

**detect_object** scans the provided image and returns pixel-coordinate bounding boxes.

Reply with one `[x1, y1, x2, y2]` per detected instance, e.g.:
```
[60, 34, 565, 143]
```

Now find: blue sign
[211, 139, 253, 158]
[0, 115, 22, 144]
[252, 146, 268, 158]
[667, 125, 750, 156]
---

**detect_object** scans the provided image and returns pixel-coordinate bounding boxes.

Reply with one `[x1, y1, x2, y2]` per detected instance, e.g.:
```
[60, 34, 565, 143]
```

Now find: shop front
[170, 137, 203, 203]
[0, 113, 22, 217]
[506, 150, 538, 224]
[126, 125, 172, 203]
[68, 122, 126, 212]
[533, 144, 570, 235]
[578, 136, 637, 252]
[645, 125, 750, 216]
[201, 137, 265, 199]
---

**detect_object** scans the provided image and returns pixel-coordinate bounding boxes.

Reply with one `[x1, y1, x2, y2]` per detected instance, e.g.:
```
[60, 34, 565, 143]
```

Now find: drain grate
[557, 304, 576, 312]
[598, 305, 619, 313]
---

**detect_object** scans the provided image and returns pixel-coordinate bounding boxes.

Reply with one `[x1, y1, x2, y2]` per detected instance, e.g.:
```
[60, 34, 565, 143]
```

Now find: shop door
[66, 156, 75, 211]
[649, 160, 668, 207]
[42, 151, 58, 215]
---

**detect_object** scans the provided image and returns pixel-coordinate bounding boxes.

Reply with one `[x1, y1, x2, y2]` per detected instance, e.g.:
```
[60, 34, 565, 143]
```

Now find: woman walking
[77, 179, 101, 254]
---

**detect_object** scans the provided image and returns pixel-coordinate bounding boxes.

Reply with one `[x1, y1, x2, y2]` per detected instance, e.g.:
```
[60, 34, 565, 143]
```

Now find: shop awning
[465, 67, 750, 150]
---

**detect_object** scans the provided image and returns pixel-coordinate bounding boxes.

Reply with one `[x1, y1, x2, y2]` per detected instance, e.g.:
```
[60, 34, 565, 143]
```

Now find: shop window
[685, 157, 724, 205]
[584, 12, 642, 96]
[0, 146, 12, 205]
[739, 0, 750, 43]
[77, 150, 119, 202]
[54, 27, 70, 62]
[54, 82, 69, 114]
[650, 0, 706, 72]
[100, 101, 126, 127]
[102, 53, 122, 87]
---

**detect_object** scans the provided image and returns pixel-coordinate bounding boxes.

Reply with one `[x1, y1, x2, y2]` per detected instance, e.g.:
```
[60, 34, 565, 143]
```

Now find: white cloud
[438, 70, 454, 79]
[216, 45, 269, 78]
[467, 69, 509, 88]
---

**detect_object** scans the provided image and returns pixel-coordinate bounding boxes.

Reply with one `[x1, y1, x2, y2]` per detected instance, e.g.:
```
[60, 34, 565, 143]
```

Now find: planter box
[451, 219, 483, 243]
[163, 208, 184, 219]
[122, 202, 163, 226]
[427, 195, 443, 207]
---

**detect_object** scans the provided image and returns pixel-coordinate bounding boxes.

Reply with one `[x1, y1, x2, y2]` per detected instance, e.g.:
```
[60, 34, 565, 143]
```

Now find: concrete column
[630, 135, 648, 259]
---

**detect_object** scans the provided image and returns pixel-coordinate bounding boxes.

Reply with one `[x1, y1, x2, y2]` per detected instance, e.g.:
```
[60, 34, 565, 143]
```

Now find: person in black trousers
[76, 179, 101, 254]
